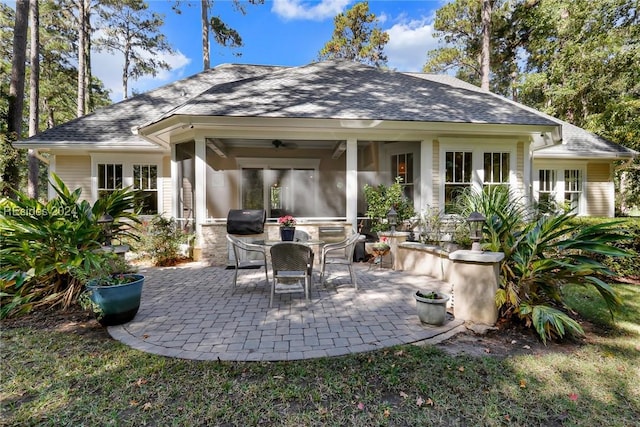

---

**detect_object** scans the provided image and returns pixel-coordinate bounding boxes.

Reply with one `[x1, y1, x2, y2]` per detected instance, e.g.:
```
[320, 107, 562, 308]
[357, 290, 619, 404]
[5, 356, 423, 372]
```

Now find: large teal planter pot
[87, 274, 144, 326]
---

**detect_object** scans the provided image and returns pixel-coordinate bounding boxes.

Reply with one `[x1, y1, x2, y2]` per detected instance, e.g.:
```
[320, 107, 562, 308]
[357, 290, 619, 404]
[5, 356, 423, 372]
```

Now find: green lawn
[2, 283, 638, 426]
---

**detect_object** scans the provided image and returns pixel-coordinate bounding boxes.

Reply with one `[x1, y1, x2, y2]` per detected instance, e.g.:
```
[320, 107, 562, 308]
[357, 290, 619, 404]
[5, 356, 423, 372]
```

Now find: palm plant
[0, 174, 142, 318]
[455, 186, 632, 343]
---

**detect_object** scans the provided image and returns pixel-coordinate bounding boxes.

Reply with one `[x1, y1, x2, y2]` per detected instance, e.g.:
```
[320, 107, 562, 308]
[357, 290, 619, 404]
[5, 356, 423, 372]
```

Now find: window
[564, 169, 582, 212]
[535, 168, 583, 214]
[98, 163, 122, 198]
[391, 153, 414, 201]
[134, 164, 158, 214]
[483, 152, 510, 186]
[444, 151, 472, 212]
[538, 169, 556, 211]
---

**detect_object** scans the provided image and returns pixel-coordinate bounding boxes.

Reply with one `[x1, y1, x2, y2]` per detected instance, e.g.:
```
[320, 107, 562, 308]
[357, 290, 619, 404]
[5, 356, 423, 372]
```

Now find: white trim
[194, 138, 207, 243]
[420, 139, 433, 210]
[346, 138, 358, 228]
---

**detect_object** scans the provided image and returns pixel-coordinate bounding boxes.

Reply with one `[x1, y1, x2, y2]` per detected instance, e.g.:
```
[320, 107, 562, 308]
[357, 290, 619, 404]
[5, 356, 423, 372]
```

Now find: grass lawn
[2, 283, 639, 426]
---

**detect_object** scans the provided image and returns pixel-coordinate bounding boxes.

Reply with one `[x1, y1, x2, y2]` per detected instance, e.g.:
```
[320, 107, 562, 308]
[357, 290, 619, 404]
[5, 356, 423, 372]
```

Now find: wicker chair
[319, 232, 362, 289]
[226, 234, 269, 287]
[269, 242, 314, 307]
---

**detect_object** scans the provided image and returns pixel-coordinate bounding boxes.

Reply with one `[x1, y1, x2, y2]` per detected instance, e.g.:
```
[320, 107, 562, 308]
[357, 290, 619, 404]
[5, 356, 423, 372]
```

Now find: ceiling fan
[272, 139, 298, 149]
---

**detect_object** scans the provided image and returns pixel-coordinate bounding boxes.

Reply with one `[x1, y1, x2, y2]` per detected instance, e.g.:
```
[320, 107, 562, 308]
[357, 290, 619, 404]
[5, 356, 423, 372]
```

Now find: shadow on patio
[108, 262, 463, 361]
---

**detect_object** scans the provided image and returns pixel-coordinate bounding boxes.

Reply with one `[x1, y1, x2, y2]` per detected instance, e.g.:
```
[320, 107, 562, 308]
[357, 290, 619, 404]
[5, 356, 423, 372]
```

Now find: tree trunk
[201, 0, 210, 69]
[123, 43, 130, 99]
[28, 0, 40, 199]
[480, 0, 491, 91]
[76, 0, 90, 117]
[4, 0, 29, 198]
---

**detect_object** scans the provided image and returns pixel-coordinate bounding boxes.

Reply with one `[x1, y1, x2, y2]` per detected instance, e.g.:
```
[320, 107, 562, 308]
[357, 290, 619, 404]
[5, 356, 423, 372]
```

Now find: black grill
[226, 209, 266, 235]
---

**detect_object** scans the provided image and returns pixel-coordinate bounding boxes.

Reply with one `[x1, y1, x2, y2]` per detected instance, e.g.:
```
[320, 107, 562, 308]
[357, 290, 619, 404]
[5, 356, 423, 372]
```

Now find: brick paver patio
[108, 262, 463, 361]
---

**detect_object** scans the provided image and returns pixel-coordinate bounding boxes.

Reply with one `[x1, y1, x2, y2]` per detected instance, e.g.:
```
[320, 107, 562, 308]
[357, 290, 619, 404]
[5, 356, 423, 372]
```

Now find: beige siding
[162, 156, 172, 217]
[54, 155, 92, 201]
[432, 140, 440, 207]
[586, 162, 613, 217]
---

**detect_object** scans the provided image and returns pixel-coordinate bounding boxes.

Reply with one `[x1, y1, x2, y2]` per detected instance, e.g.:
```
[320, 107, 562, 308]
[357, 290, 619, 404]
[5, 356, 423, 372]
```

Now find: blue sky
[91, 0, 448, 101]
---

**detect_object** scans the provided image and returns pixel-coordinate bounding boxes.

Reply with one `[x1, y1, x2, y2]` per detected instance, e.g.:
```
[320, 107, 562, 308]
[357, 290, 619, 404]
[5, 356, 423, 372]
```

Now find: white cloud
[272, 0, 350, 21]
[92, 48, 191, 102]
[384, 19, 439, 72]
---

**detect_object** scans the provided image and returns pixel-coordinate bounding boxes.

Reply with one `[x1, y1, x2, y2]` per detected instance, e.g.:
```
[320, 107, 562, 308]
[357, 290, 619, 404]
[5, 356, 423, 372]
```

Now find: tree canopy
[318, 1, 389, 67]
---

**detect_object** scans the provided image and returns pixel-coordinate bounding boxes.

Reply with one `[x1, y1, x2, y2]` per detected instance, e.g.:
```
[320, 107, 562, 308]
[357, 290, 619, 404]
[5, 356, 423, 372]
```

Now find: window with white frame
[564, 169, 582, 212]
[391, 153, 414, 201]
[535, 168, 583, 214]
[538, 169, 556, 211]
[133, 164, 158, 215]
[98, 163, 122, 198]
[483, 152, 510, 187]
[444, 151, 472, 212]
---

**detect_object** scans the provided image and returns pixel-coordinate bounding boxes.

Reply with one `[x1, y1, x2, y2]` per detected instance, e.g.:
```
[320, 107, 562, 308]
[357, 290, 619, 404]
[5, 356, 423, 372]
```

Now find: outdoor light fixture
[467, 211, 486, 252]
[387, 206, 398, 233]
[97, 213, 114, 246]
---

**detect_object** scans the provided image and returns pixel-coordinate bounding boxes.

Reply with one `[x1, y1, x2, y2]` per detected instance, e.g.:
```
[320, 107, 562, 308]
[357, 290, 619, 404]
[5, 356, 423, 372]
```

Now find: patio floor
[108, 262, 464, 361]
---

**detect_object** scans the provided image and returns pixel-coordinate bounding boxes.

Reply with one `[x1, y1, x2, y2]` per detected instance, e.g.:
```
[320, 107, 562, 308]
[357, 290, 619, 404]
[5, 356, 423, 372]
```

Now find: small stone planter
[414, 291, 450, 326]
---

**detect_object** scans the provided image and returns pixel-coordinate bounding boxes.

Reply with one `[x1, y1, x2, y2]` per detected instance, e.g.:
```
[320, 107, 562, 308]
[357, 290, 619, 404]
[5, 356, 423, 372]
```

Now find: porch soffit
[138, 115, 558, 147]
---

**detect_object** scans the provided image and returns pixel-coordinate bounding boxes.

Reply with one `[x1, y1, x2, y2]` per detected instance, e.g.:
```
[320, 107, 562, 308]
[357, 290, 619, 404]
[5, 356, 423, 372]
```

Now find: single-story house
[14, 60, 638, 264]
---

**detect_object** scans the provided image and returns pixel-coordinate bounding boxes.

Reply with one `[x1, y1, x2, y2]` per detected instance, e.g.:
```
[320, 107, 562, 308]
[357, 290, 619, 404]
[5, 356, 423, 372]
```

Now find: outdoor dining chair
[319, 232, 362, 289]
[269, 242, 314, 307]
[226, 234, 269, 288]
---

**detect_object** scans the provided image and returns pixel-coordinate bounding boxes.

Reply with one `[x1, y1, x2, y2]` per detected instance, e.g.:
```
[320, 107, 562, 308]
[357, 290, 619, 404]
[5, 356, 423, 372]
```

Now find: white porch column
[194, 137, 207, 247]
[345, 137, 358, 230]
[170, 143, 180, 219]
[420, 139, 433, 208]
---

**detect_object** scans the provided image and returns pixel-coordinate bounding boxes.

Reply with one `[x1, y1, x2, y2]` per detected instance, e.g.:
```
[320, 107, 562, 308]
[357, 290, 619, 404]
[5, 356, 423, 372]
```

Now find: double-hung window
[564, 169, 582, 212]
[538, 169, 556, 211]
[133, 164, 158, 214]
[98, 163, 122, 198]
[444, 151, 472, 212]
[483, 152, 510, 187]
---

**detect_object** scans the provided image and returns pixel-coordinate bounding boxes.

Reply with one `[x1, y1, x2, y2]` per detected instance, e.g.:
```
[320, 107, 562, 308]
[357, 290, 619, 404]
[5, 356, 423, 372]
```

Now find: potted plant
[76, 252, 145, 326]
[414, 290, 450, 326]
[278, 215, 297, 241]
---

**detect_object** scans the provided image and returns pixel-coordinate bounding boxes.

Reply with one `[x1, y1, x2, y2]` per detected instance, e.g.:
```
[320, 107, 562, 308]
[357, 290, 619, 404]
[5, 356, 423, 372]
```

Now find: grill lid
[227, 209, 266, 235]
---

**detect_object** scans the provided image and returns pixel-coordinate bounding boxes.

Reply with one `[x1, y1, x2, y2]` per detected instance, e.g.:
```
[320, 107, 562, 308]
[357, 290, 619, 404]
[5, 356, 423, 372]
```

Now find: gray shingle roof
[18, 60, 636, 160]
[153, 60, 557, 126]
[409, 72, 637, 158]
[20, 64, 283, 147]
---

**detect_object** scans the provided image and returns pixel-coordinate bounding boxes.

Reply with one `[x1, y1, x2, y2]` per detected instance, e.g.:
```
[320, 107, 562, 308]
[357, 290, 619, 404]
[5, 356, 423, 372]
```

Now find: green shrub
[0, 174, 142, 318]
[567, 217, 640, 279]
[134, 215, 193, 266]
[363, 177, 416, 233]
[454, 186, 633, 343]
